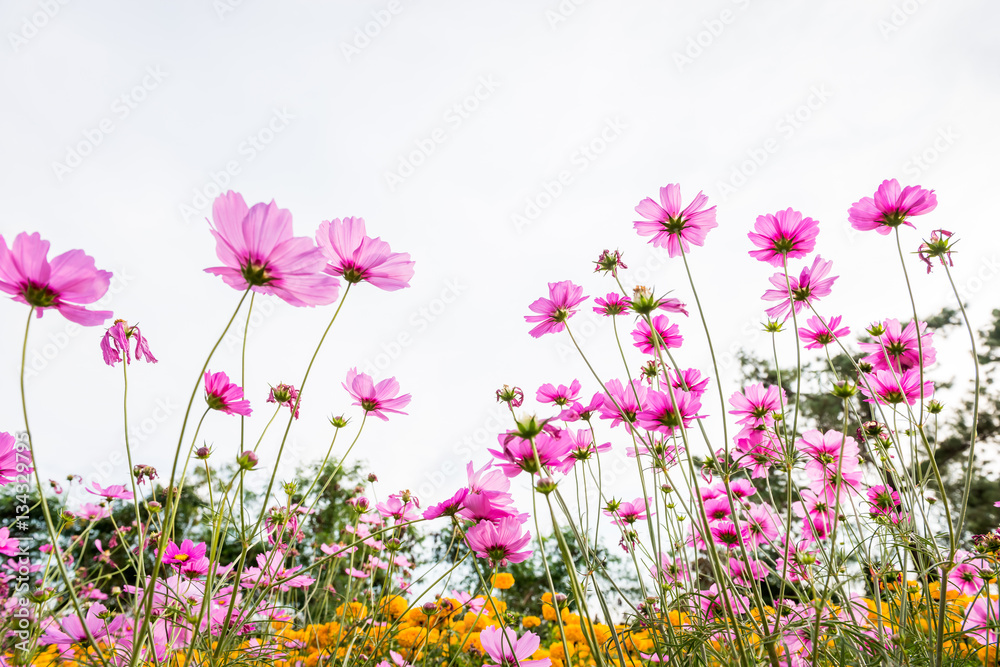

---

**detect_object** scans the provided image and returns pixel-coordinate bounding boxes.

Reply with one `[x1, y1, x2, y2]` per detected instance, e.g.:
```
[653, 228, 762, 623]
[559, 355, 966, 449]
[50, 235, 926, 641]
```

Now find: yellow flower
[492, 572, 515, 589]
[523, 615, 542, 629]
[379, 595, 409, 619]
[542, 603, 558, 621]
[396, 626, 428, 649]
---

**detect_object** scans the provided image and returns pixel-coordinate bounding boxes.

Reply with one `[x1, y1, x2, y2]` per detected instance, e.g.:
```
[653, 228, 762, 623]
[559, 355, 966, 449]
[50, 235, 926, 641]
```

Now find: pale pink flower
[525, 281, 588, 338]
[748, 208, 820, 267]
[315, 216, 414, 290]
[604, 497, 651, 526]
[465, 517, 532, 567]
[342, 368, 411, 421]
[849, 179, 937, 234]
[0, 231, 112, 325]
[800, 315, 850, 350]
[480, 626, 551, 667]
[631, 315, 683, 355]
[634, 184, 718, 257]
[858, 318, 935, 372]
[87, 482, 133, 502]
[761, 255, 838, 321]
[205, 191, 340, 306]
[38, 602, 124, 649]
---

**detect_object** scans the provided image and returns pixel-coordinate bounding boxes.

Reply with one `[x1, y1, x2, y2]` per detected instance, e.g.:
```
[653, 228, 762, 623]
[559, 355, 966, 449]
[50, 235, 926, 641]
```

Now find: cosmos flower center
[885, 341, 907, 357]
[174, 554, 190, 562]
[360, 398, 381, 412]
[22, 282, 57, 308]
[206, 395, 228, 411]
[771, 236, 798, 254]
[880, 389, 905, 404]
[881, 210, 908, 227]
[664, 217, 688, 234]
[241, 260, 273, 287]
[791, 285, 812, 302]
[341, 263, 368, 284]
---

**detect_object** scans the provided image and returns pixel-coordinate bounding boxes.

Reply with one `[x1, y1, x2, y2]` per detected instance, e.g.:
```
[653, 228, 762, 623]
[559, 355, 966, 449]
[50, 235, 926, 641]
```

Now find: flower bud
[195, 446, 211, 460]
[237, 450, 259, 471]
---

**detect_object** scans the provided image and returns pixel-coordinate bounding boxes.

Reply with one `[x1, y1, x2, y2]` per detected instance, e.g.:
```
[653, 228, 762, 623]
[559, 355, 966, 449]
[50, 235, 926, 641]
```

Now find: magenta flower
[0, 527, 20, 557]
[794, 490, 835, 543]
[858, 318, 935, 372]
[560, 428, 612, 465]
[710, 521, 747, 549]
[536, 380, 581, 406]
[204, 370, 252, 416]
[668, 368, 710, 397]
[634, 184, 718, 257]
[949, 561, 984, 596]
[77, 503, 110, 522]
[860, 368, 934, 406]
[315, 217, 414, 290]
[466, 461, 514, 507]
[100, 319, 157, 366]
[162, 539, 207, 567]
[489, 431, 572, 477]
[0, 432, 31, 485]
[800, 315, 850, 350]
[747, 208, 820, 267]
[729, 383, 785, 429]
[848, 179, 937, 235]
[604, 497, 651, 527]
[866, 485, 901, 520]
[761, 255, 838, 321]
[593, 292, 631, 316]
[632, 315, 683, 355]
[342, 368, 411, 421]
[525, 281, 588, 338]
[465, 517, 532, 567]
[745, 502, 780, 548]
[205, 191, 341, 306]
[266, 383, 301, 419]
[636, 389, 704, 436]
[38, 602, 124, 649]
[964, 598, 1000, 645]
[86, 482, 133, 502]
[599, 379, 648, 431]
[422, 488, 470, 520]
[480, 626, 551, 667]
[733, 430, 782, 479]
[0, 232, 112, 325]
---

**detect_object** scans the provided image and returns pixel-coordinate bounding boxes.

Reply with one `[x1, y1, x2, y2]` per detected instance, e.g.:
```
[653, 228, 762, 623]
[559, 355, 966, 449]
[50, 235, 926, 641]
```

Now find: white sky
[2, 0, 998, 519]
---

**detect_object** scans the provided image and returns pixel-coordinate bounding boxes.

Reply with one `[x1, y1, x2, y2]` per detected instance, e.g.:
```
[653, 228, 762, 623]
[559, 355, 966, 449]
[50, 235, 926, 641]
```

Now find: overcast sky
[2, 1, 998, 519]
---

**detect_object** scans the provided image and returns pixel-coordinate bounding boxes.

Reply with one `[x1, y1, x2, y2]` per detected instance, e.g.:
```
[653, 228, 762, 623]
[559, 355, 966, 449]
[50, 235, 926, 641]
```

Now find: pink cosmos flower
[39, 602, 124, 649]
[866, 485, 901, 521]
[948, 561, 984, 596]
[636, 389, 704, 436]
[87, 482, 133, 502]
[797, 430, 861, 486]
[525, 281, 588, 338]
[860, 368, 934, 406]
[593, 292, 631, 316]
[0, 432, 31, 485]
[668, 368, 710, 397]
[558, 392, 605, 422]
[761, 255, 838, 321]
[776, 538, 817, 583]
[241, 549, 315, 591]
[560, 428, 611, 465]
[466, 461, 514, 507]
[77, 503, 110, 522]
[744, 502, 781, 549]
[699, 584, 750, 619]
[204, 370, 252, 416]
[100, 319, 157, 366]
[489, 431, 572, 477]
[465, 517, 532, 567]
[964, 598, 1000, 646]
[729, 556, 765, 586]
[710, 521, 748, 549]
[729, 384, 785, 429]
[604, 497, 651, 526]
[848, 179, 937, 235]
[266, 383, 301, 419]
[599, 379, 649, 431]
[315, 217, 414, 290]
[342, 368, 411, 421]
[0, 232, 112, 325]
[733, 430, 782, 479]
[205, 191, 340, 306]
[536, 380, 581, 406]
[480, 626, 551, 667]
[747, 208, 820, 267]
[650, 553, 689, 584]
[632, 315, 683, 355]
[457, 493, 523, 523]
[794, 490, 835, 543]
[800, 315, 850, 350]
[703, 496, 733, 522]
[162, 539, 207, 567]
[634, 184, 718, 257]
[0, 527, 21, 557]
[422, 488, 469, 520]
[375, 495, 421, 523]
[858, 318, 935, 372]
